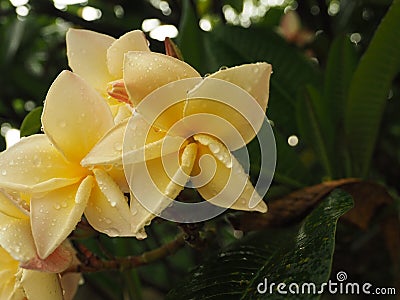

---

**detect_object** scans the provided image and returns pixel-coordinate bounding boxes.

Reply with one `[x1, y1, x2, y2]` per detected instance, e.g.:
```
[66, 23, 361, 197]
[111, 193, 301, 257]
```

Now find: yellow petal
[208, 63, 272, 113]
[128, 143, 197, 234]
[184, 63, 272, 150]
[113, 103, 133, 124]
[20, 269, 63, 300]
[0, 214, 36, 262]
[31, 176, 93, 259]
[0, 247, 19, 300]
[107, 166, 130, 193]
[129, 194, 152, 239]
[0, 135, 85, 193]
[0, 191, 28, 219]
[192, 134, 267, 212]
[124, 51, 200, 106]
[123, 114, 186, 165]
[66, 28, 115, 93]
[81, 119, 128, 167]
[134, 77, 202, 133]
[107, 30, 150, 78]
[42, 71, 114, 163]
[84, 168, 133, 236]
[60, 272, 81, 300]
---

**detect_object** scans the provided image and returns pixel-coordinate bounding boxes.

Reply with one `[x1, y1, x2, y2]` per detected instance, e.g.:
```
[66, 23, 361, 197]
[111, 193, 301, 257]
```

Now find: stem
[63, 234, 185, 274]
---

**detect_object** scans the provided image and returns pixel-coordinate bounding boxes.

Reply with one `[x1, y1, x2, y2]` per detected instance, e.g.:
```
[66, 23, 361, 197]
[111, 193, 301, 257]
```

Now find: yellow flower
[0, 71, 134, 259]
[0, 192, 73, 300]
[82, 51, 272, 236]
[66, 28, 150, 122]
[0, 245, 64, 300]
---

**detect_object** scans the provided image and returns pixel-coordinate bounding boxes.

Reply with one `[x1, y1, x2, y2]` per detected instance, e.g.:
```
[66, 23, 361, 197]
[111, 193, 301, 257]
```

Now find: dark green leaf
[344, 0, 400, 177]
[19, 106, 43, 137]
[324, 35, 357, 130]
[167, 189, 353, 299]
[20, 106, 43, 136]
[296, 86, 334, 179]
[323, 35, 358, 177]
[177, 0, 205, 73]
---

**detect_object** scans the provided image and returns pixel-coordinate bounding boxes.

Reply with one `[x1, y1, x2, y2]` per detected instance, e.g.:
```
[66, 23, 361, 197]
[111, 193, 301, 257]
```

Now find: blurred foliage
[1, 0, 399, 299]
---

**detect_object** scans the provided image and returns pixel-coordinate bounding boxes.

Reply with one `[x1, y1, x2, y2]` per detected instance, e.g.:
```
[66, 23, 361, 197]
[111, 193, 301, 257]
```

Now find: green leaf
[324, 36, 358, 130]
[296, 86, 334, 179]
[177, 0, 205, 73]
[20, 106, 43, 137]
[344, 0, 400, 177]
[323, 35, 358, 178]
[167, 189, 353, 299]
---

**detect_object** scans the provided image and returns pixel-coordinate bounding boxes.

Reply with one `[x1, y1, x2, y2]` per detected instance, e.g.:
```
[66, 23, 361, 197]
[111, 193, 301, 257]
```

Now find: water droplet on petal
[61, 201, 67, 208]
[59, 121, 66, 128]
[32, 155, 42, 167]
[54, 203, 61, 210]
[1, 170, 6, 176]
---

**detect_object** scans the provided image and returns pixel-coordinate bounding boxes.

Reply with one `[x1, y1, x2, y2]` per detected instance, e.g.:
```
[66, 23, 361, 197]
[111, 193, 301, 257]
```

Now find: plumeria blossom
[0, 70, 135, 259]
[82, 50, 272, 236]
[0, 245, 79, 300]
[0, 246, 64, 300]
[66, 28, 150, 122]
[0, 189, 75, 271]
[0, 191, 75, 300]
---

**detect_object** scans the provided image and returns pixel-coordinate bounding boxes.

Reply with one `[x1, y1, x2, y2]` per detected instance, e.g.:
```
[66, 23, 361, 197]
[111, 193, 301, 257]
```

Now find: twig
[63, 233, 185, 274]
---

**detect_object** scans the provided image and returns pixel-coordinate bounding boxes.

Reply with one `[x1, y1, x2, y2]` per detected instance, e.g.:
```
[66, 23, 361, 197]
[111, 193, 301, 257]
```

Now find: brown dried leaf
[341, 181, 392, 229]
[229, 178, 360, 232]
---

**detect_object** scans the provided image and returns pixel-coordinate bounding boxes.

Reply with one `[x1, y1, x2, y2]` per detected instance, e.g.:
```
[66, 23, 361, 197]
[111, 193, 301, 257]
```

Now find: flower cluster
[0, 28, 271, 298]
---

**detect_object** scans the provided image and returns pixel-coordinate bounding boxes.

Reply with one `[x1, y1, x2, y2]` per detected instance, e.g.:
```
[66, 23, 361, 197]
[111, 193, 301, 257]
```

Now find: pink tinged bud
[164, 37, 184, 60]
[107, 80, 131, 104]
